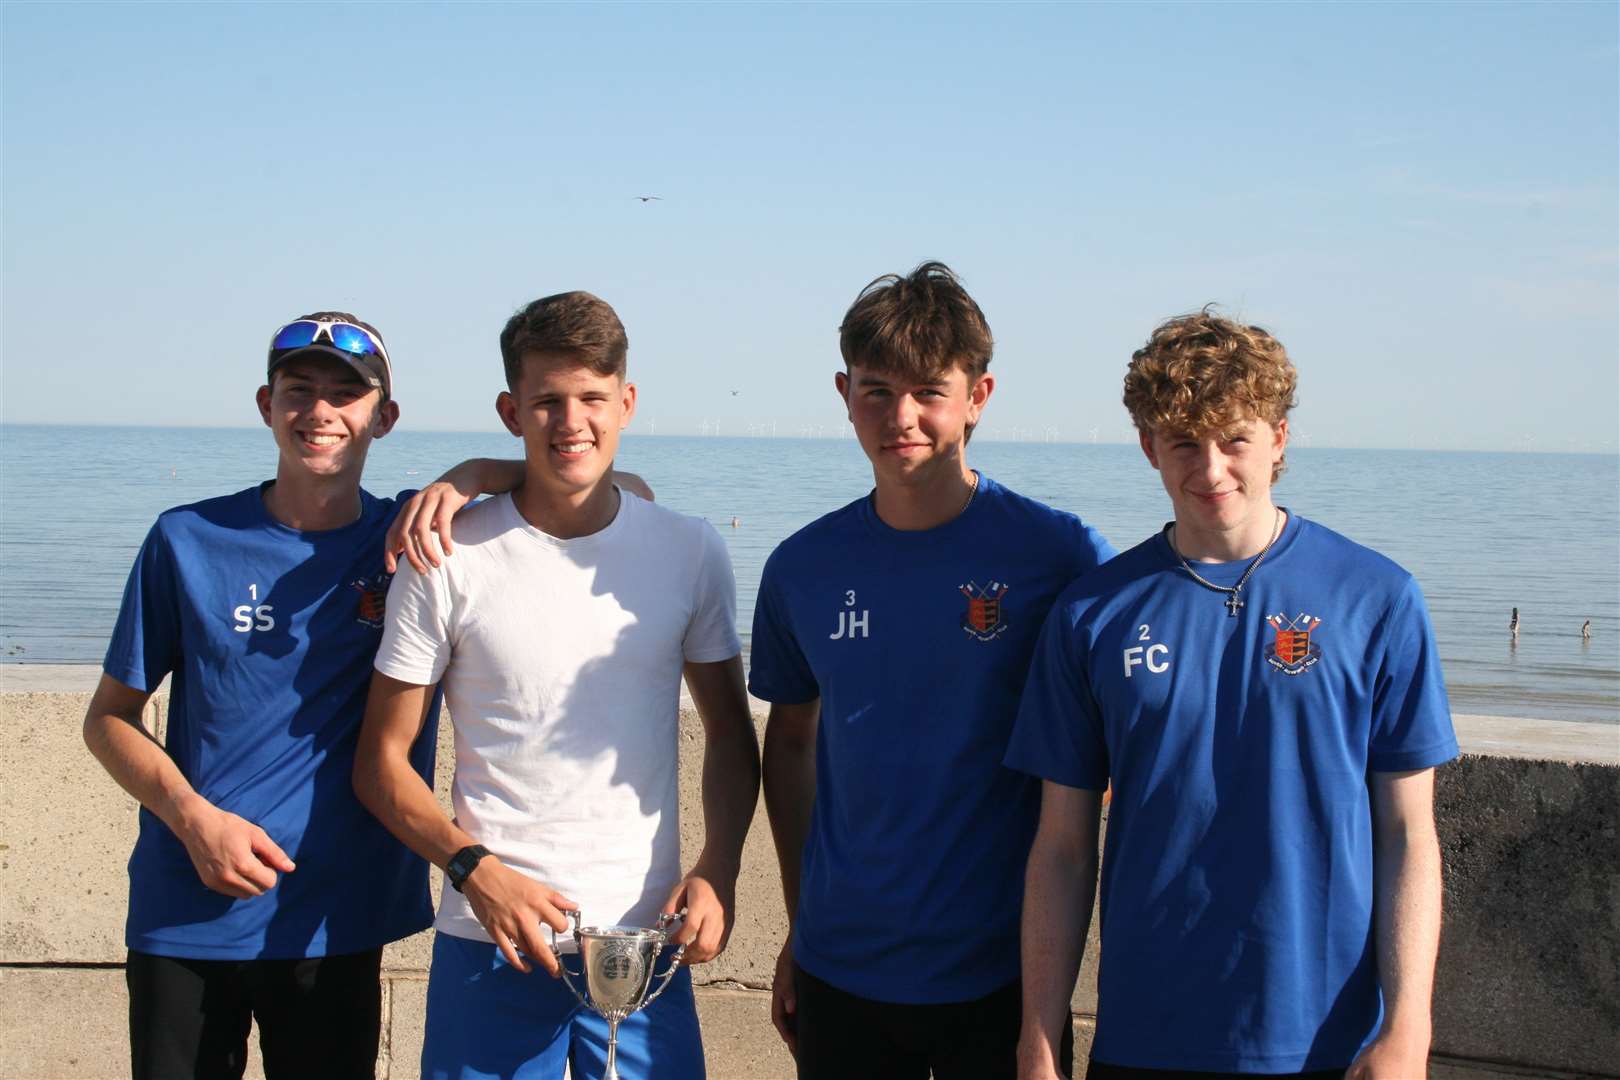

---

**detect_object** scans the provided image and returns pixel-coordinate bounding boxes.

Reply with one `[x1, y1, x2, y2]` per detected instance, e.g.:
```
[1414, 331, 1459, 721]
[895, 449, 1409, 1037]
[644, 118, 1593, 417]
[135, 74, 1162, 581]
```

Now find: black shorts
[792, 961, 1076, 1080]
[126, 947, 382, 1080]
[1086, 1062, 1345, 1080]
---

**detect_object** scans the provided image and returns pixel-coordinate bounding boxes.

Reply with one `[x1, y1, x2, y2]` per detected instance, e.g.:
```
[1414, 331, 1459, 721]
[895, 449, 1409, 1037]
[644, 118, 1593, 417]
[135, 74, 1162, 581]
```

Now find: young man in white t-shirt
[354, 291, 760, 1080]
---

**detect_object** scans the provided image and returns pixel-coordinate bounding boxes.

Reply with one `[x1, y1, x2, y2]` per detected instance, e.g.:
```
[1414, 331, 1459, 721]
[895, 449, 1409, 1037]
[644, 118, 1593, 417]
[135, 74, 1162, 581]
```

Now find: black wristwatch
[445, 844, 490, 893]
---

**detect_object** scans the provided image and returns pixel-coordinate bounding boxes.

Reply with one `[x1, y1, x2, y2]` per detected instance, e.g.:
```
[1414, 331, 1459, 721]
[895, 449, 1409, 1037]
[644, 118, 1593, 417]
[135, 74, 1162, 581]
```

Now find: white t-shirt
[374, 490, 741, 942]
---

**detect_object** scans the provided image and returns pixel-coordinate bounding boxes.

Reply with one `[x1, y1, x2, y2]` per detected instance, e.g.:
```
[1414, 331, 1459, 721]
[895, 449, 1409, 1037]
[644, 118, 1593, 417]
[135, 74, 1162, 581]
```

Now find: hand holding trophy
[550, 910, 688, 1080]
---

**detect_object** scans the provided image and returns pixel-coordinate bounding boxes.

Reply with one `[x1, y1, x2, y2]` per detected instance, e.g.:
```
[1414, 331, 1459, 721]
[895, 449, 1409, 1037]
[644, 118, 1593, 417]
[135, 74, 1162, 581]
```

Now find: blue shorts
[422, 932, 705, 1080]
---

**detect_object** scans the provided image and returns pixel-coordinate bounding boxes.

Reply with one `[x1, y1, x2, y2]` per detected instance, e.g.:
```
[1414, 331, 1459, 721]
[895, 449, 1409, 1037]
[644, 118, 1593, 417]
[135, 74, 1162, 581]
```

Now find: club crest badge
[352, 573, 391, 629]
[1265, 612, 1323, 675]
[959, 580, 1010, 642]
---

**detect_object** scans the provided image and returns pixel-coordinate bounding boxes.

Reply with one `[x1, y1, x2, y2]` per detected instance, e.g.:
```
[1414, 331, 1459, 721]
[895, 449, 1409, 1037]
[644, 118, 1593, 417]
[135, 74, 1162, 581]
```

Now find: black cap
[266, 313, 393, 400]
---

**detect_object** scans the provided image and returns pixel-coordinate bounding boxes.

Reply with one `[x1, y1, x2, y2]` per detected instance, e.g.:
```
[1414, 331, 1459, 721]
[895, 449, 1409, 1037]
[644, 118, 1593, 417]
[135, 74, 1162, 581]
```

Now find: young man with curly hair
[753, 262, 1114, 1079]
[1009, 311, 1457, 1079]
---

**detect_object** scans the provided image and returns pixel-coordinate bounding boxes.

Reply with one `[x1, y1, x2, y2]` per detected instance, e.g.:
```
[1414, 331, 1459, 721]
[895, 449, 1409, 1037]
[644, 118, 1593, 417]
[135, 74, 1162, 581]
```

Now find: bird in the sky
[635, 196, 662, 202]
[730, 390, 740, 396]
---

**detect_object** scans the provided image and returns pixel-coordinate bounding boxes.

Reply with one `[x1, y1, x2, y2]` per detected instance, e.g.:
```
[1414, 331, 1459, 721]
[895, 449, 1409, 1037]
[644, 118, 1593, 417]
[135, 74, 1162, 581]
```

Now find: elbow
[1041, 844, 1098, 885]
[760, 740, 805, 787]
[1375, 815, 1440, 857]
[736, 747, 763, 793]
[82, 706, 123, 761]
[351, 751, 381, 815]
[1029, 828, 1099, 884]
[730, 714, 764, 758]
[737, 723, 764, 771]
[762, 726, 813, 766]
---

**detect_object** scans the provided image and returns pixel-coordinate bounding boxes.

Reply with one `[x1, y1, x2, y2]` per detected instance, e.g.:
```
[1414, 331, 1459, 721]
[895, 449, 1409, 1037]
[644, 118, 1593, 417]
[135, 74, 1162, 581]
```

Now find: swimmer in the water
[1510, 607, 1520, 637]
[1582, 619, 1592, 641]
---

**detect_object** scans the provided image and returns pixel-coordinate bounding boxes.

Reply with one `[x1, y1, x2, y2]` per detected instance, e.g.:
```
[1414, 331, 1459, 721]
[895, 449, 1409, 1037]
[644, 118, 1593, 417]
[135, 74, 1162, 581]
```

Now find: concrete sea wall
[1, 666, 1615, 1079]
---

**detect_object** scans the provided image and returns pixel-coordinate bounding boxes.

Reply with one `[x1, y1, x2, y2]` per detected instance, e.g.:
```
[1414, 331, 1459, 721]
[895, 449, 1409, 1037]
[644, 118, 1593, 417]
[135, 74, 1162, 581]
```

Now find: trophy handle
[642, 910, 688, 1008]
[548, 909, 590, 1009]
[642, 941, 687, 1007]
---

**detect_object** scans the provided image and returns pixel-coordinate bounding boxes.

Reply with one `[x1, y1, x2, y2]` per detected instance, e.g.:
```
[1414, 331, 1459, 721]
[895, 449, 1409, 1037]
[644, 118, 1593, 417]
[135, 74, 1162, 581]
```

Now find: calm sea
[3, 425, 1616, 724]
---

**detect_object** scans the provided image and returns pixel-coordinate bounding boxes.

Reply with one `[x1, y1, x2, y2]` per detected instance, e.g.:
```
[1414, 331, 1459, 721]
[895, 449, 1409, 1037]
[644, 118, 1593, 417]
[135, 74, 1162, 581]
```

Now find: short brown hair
[499, 291, 628, 388]
[839, 261, 994, 382]
[1123, 308, 1299, 480]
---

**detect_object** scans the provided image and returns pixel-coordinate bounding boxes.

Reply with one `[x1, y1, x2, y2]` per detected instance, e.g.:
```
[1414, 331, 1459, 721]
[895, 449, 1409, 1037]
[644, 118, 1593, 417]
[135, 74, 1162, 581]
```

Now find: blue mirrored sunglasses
[270, 319, 388, 361]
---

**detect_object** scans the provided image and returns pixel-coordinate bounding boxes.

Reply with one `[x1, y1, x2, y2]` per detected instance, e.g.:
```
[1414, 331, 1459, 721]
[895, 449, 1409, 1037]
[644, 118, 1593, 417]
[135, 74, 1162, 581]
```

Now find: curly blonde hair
[1123, 308, 1299, 481]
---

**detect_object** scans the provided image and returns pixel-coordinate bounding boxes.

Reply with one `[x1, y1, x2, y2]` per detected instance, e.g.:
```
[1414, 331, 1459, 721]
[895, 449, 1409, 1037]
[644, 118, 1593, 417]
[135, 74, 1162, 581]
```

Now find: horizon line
[0, 420, 1615, 457]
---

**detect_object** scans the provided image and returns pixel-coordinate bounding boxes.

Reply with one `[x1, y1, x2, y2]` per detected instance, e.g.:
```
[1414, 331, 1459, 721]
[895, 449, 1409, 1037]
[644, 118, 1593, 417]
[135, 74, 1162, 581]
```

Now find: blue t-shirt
[1006, 512, 1458, 1072]
[104, 483, 440, 960]
[748, 474, 1115, 1003]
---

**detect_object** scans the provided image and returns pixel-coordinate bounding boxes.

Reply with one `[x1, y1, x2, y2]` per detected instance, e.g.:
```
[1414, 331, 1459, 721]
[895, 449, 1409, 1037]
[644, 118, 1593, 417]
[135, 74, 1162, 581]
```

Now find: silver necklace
[1170, 507, 1283, 617]
[959, 471, 980, 516]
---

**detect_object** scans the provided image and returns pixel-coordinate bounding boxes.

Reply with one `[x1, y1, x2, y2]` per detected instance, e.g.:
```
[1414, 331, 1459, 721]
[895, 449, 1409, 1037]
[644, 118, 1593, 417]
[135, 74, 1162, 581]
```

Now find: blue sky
[3, 2, 1615, 450]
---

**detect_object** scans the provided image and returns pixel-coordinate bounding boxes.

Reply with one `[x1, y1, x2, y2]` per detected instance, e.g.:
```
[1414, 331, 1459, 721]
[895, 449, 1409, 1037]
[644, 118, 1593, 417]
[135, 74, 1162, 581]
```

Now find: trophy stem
[603, 1016, 621, 1080]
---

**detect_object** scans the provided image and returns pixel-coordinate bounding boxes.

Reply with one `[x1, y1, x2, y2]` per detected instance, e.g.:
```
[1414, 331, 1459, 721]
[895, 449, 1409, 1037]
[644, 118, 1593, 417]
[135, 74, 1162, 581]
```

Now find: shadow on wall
[1433, 757, 1620, 1075]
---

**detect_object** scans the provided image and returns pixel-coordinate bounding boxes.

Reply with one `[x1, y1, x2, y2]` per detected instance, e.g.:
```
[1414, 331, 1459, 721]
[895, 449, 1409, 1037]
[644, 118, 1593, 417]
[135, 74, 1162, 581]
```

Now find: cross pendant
[1225, 593, 1244, 617]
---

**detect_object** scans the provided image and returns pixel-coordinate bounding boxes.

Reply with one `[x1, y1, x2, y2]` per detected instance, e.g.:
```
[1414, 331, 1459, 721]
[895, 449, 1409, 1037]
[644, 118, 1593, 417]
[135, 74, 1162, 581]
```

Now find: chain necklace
[959, 471, 980, 516]
[1170, 507, 1283, 617]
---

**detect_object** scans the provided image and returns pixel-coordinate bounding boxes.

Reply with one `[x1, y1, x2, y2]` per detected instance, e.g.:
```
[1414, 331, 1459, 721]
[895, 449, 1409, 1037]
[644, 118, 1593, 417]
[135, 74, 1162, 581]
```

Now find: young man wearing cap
[1008, 311, 1456, 1079]
[354, 290, 759, 1080]
[751, 262, 1115, 1079]
[83, 311, 535, 1078]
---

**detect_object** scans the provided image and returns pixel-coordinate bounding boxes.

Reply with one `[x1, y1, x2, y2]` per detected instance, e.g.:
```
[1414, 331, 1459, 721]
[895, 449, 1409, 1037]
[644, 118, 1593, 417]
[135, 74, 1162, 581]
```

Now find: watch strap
[446, 844, 490, 893]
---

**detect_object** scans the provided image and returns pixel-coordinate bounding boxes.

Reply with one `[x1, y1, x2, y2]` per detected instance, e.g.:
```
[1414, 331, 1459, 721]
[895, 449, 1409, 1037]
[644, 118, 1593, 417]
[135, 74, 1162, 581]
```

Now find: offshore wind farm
[3, 424, 1615, 725]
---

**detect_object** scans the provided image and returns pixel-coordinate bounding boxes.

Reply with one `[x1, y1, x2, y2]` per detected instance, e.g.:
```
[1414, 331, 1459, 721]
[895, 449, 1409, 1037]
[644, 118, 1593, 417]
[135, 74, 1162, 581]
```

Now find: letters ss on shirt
[232, 583, 275, 633]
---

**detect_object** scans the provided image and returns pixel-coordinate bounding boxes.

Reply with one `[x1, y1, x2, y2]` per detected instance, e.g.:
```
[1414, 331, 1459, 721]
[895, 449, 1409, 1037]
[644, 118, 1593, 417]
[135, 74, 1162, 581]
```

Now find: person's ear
[372, 399, 400, 439]
[496, 390, 522, 437]
[1139, 428, 1161, 469]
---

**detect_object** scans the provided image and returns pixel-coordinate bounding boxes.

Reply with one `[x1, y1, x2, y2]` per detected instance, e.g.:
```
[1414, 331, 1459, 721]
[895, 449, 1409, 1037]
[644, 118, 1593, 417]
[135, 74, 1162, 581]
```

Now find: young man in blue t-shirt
[1008, 311, 1458, 1080]
[752, 262, 1115, 1079]
[82, 312, 546, 1078]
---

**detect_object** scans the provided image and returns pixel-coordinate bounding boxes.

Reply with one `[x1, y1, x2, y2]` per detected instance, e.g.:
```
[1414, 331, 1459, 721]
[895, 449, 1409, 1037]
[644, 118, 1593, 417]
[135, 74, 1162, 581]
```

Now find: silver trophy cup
[550, 910, 686, 1080]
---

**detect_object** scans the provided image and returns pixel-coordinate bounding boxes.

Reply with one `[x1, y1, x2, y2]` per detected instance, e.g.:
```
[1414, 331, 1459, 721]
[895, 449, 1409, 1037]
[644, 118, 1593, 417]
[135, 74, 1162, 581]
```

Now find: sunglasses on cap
[270, 318, 391, 365]
[268, 317, 393, 397]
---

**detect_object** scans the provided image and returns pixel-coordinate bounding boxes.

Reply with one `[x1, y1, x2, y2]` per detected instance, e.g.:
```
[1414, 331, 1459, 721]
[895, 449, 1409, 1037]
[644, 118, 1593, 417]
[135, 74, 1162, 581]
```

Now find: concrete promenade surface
[1, 664, 1616, 1079]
